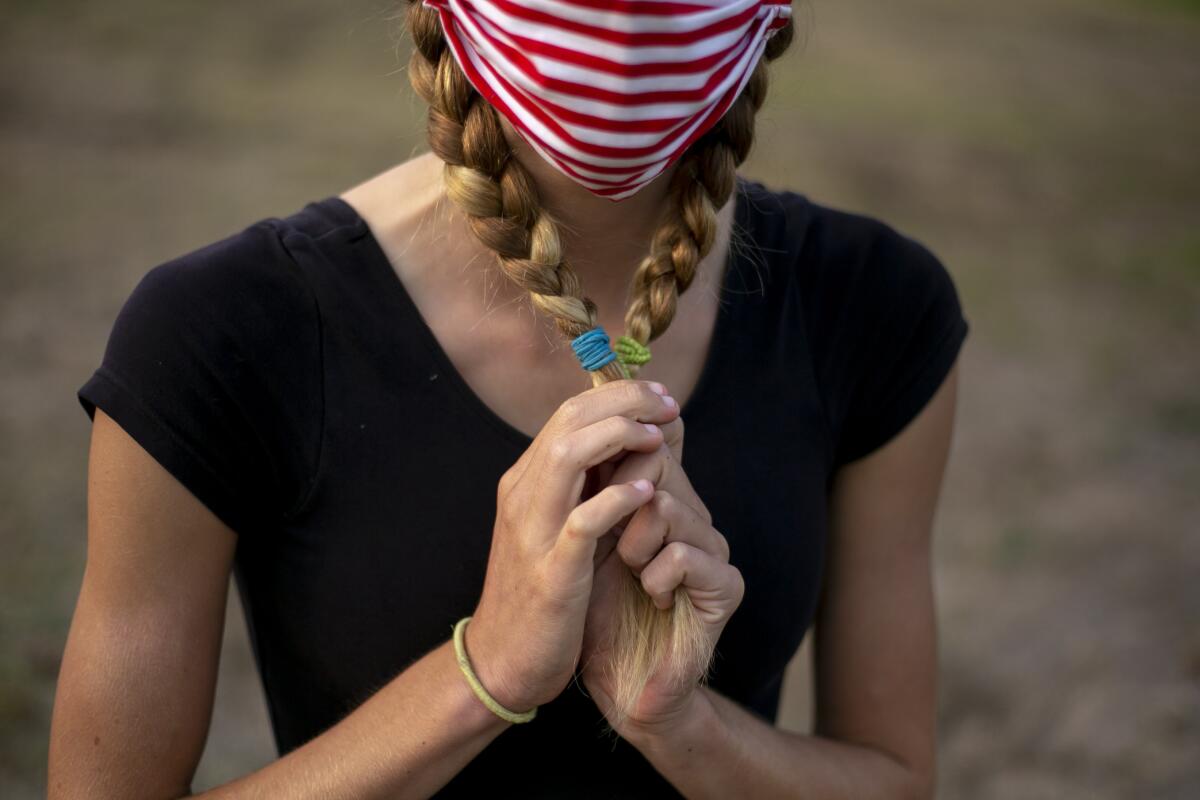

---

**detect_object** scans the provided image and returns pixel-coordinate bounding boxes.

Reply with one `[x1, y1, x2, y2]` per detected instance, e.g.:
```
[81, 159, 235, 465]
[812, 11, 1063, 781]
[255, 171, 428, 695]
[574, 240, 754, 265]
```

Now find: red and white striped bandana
[422, 0, 792, 201]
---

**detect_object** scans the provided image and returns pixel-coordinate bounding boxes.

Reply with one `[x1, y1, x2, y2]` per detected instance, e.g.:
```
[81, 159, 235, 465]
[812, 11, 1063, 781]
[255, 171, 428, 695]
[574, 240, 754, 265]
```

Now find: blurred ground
[2, 0, 1197, 797]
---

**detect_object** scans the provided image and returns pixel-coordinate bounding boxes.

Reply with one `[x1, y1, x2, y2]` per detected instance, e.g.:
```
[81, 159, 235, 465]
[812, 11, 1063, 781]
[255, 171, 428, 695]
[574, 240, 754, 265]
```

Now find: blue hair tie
[571, 326, 618, 372]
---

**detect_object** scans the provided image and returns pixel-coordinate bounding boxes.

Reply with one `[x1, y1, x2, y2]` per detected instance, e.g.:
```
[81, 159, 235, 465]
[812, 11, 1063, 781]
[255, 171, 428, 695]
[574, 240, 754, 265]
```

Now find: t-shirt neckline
[320, 180, 752, 451]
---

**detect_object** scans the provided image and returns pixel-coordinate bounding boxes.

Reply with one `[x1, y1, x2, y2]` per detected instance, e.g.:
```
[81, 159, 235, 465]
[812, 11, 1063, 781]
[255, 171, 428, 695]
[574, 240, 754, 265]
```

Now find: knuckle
[713, 528, 731, 561]
[619, 381, 646, 408]
[495, 485, 523, 531]
[604, 414, 631, 438]
[560, 509, 585, 542]
[496, 498, 520, 532]
[729, 565, 746, 601]
[665, 540, 691, 568]
[497, 466, 518, 497]
[545, 436, 574, 468]
[557, 396, 584, 428]
[652, 489, 676, 517]
[563, 503, 597, 541]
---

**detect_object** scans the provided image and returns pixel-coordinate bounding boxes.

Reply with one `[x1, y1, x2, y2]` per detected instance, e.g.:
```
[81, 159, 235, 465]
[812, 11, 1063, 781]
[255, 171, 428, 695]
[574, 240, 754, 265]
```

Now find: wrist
[438, 637, 514, 735]
[460, 617, 539, 716]
[620, 686, 719, 754]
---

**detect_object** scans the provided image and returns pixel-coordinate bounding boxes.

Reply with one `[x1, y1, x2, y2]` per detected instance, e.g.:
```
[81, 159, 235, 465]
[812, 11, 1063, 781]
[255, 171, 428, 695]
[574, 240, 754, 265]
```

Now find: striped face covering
[422, 0, 792, 200]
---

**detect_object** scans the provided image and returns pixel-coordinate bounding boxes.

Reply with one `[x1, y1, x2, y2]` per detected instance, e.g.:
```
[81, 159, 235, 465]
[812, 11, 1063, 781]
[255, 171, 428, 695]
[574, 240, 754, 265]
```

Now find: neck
[503, 123, 679, 309]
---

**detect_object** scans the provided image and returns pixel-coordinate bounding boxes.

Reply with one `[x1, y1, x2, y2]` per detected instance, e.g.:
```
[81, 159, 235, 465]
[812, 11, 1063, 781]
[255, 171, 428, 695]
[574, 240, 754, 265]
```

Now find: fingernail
[648, 382, 667, 396]
[643, 423, 659, 434]
[662, 394, 677, 409]
[632, 479, 653, 492]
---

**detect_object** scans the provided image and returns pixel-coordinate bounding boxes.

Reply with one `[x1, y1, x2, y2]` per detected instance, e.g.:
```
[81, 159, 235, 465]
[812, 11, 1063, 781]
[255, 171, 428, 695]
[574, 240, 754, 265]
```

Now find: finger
[514, 380, 676, 486]
[532, 415, 667, 526]
[540, 379, 679, 443]
[608, 447, 713, 526]
[639, 541, 745, 615]
[555, 479, 656, 563]
[657, 415, 685, 464]
[617, 490, 729, 576]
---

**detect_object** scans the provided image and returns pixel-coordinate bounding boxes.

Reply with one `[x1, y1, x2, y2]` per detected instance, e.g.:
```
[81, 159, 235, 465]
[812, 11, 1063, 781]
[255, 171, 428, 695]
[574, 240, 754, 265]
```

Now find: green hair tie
[614, 335, 652, 370]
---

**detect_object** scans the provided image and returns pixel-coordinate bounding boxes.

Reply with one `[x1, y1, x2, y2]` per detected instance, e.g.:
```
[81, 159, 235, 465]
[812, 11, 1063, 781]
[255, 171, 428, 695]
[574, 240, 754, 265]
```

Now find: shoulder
[736, 179, 969, 465]
[104, 209, 329, 427]
[736, 178, 963, 329]
[83, 207, 335, 531]
[131, 216, 316, 322]
[99, 204, 338, 386]
[110, 203, 355, 375]
[737, 177, 952, 291]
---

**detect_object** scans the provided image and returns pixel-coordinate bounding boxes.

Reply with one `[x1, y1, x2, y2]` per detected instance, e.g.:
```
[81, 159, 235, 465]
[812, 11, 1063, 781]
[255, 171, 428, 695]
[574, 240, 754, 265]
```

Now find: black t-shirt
[76, 177, 969, 797]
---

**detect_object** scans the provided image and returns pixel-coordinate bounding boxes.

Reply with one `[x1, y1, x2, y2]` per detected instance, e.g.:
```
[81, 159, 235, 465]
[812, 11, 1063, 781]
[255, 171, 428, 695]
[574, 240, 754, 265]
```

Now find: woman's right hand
[464, 378, 681, 712]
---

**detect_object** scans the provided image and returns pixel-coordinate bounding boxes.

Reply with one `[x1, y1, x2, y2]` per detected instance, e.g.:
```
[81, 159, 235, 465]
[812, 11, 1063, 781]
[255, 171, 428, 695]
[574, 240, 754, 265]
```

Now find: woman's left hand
[578, 405, 744, 739]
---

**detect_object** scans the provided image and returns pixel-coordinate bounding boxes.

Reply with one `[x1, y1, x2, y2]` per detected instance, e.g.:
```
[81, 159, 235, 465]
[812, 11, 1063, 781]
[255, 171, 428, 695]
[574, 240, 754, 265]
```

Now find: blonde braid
[621, 33, 789, 367]
[406, 1, 626, 385]
[602, 26, 795, 734]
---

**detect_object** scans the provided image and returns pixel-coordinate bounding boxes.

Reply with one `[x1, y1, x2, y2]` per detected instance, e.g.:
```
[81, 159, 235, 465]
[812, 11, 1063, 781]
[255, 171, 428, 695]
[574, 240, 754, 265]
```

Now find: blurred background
[2, 0, 1197, 797]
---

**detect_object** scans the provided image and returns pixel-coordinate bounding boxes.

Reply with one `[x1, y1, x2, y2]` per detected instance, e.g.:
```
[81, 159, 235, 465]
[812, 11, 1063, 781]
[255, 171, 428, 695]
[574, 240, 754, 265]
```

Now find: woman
[49, 0, 968, 797]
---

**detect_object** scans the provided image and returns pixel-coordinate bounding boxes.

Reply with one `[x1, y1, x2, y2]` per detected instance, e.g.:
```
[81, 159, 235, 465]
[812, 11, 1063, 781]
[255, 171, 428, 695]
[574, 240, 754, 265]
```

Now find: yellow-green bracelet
[452, 616, 538, 724]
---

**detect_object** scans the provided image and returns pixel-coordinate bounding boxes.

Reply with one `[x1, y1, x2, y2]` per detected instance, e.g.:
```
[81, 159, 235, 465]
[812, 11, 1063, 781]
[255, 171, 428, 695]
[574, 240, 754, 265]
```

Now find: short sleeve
[77, 220, 324, 536]
[804, 218, 970, 468]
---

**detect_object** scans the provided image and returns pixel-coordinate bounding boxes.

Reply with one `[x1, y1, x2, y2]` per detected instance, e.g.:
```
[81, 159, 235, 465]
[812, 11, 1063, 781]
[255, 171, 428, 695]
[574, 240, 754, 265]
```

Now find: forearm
[200, 637, 509, 800]
[624, 686, 928, 800]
